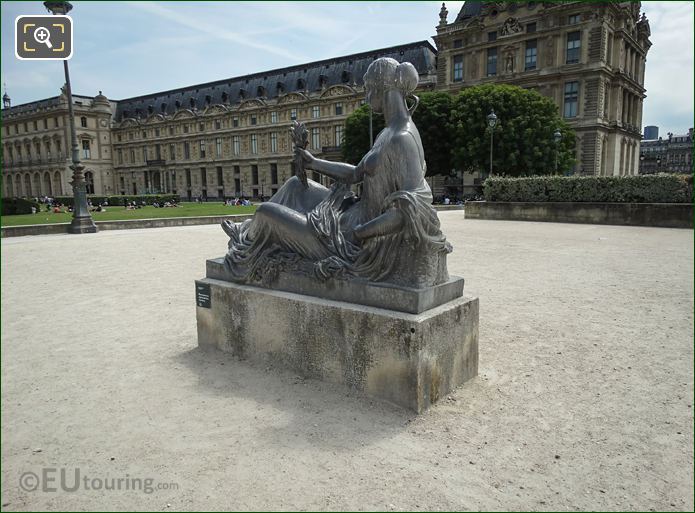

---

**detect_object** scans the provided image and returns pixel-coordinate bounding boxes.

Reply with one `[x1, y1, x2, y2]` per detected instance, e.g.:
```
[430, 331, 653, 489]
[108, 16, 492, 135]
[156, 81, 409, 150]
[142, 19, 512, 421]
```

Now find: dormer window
[147, 105, 154, 115]
[221, 91, 228, 103]
[297, 78, 306, 90]
[318, 74, 328, 89]
[276, 82, 285, 94]
[341, 70, 352, 84]
[160, 103, 167, 113]
[239, 88, 247, 99]
[205, 95, 212, 106]
[189, 97, 196, 109]
[174, 100, 181, 109]
[257, 85, 266, 97]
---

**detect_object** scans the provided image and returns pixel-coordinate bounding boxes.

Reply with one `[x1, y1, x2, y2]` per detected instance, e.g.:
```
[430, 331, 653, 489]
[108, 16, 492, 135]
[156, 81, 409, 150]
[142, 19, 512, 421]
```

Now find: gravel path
[2, 214, 693, 511]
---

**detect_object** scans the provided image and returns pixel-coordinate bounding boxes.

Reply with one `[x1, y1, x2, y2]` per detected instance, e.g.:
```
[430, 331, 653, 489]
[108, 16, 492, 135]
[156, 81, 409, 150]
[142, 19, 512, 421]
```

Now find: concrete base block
[196, 278, 479, 412]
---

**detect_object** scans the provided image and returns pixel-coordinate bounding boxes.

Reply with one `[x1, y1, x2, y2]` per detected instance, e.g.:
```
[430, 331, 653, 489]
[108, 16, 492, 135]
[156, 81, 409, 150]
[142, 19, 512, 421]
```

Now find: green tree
[450, 84, 576, 176]
[341, 92, 455, 177]
[342, 104, 384, 165]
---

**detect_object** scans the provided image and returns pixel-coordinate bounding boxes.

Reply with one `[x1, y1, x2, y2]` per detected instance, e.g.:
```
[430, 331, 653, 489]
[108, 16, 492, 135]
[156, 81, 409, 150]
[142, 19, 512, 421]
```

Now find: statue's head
[363, 58, 418, 113]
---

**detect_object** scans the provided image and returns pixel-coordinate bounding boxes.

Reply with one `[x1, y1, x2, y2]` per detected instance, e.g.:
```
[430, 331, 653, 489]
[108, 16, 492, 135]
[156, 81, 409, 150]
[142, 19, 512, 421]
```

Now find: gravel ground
[1, 213, 693, 511]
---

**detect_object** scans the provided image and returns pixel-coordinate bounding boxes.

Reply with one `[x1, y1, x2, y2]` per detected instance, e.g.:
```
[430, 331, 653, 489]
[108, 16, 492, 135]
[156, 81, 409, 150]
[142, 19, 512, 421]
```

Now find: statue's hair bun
[395, 62, 419, 94]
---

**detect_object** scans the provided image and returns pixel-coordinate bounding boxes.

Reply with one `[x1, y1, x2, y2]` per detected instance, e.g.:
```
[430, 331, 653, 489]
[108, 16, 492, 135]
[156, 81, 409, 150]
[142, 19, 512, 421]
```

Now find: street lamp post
[639, 154, 645, 174]
[553, 128, 562, 174]
[44, 1, 97, 234]
[487, 110, 498, 177]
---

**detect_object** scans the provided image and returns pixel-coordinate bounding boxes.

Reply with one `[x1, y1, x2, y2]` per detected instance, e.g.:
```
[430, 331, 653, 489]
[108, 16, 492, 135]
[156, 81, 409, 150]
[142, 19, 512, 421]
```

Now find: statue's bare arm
[296, 149, 369, 184]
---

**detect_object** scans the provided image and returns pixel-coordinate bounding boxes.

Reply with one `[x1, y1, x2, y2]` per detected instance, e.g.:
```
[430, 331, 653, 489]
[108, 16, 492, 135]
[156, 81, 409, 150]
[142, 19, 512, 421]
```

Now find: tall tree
[450, 84, 576, 176]
[341, 92, 454, 177]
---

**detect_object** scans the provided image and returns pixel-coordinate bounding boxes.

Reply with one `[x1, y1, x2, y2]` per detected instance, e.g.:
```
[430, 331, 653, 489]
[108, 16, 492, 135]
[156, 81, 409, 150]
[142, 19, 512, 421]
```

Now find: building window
[82, 140, 91, 159]
[54, 117, 59, 128]
[271, 111, 278, 124]
[216, 166, 223, 186]
[184, 141, 191, 159]
[453, 39, 463, 49]
[155, 144, 161, 160]
[232, 116, 239, 128]
[143, 147, 148, 162]
[290, 108, 297, 121]
[80, 117, 87, 128]
[128, 131, 134, 140]
[525, 40, 537, 70]
[233, 165, 240, 174]
[215, 119, 221, 130]
[270, 163, 278, 183]
[215, 137, 222, 157]
[155, 128, 160, 137]
[233, 136, 240, 155]
[488, 31, 497, 42]
[335, 103, 343, 115]
[200, 167, 207, 187]
[130, 149, 135, 163]
[169, 126, 174, 135]
[452, 54, 464, 82]
[183, 124, 189, 134]
[35, 142, 41, 158]
[526, 22, 536, 33]
[84, 171, 94, 194]
[142, 130, 147, 138]
[563, 81, 579, 118]
[43, 119, 48, 129]
[270, 132, 277, 153]
[199, 140, 206, 158]
[252, 165, 259, 184]
[23, 122, 28, 132]
[566, 31, 581, 64]
[311, 128, 320, 150]
[250, 115, 257, 126]
[568, 14, 580, 25]
[118, 149, 123, 164]
[312, 106, 320, 119]
[335, 125, 344, 147]
[199, 122, 205, 131]
[169, 143, 175, 161]
[487, 47, 498, 76]
[185, 168, 191, 187]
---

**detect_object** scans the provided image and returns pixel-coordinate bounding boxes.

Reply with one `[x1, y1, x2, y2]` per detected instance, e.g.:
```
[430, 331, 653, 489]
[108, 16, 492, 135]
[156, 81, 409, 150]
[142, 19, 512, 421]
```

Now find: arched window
[221, 91, 228, 103]
[33, 173, 41, 195]
[297, 78, 306, 90]
[84, 171, 95, 194]
[276, 82, 285, 94]
[5, 175, 12, 197]
[53, 171, 62, 196]
[205, 95, 212, 106]
[147, 105, 154, 115]
[160, 103, 167, 113]
[341, 70, 352, 84]
[257, 86, 266, 97]
[189, 97, 196, 109]
[24, 174, 32, 197]
[43, 172, 52, 196]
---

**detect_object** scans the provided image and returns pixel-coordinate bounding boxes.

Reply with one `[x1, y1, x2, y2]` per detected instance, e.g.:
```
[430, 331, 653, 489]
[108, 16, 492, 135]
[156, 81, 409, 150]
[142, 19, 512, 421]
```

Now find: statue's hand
[295, 147, 316, 166]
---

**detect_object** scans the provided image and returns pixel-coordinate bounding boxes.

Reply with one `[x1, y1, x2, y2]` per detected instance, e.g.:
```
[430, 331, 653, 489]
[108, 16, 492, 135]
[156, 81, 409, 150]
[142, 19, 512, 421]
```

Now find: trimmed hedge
[51, 194, 180, 207]
[483, 174, 693, 203]
[2, 198, 41, 215]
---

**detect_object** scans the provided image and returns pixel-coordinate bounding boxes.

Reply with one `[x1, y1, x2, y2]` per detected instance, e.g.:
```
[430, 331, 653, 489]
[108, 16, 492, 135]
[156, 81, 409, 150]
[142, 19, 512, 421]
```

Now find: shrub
[2, 198, 41, 215]
[50, 194, 180, 207]
[483, 174, 693, 203]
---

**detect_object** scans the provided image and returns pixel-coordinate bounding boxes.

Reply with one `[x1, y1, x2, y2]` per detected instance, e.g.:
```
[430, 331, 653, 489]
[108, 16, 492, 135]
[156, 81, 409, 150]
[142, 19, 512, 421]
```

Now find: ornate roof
[114, 40, 437, 121]
[455, 1, 483, 23]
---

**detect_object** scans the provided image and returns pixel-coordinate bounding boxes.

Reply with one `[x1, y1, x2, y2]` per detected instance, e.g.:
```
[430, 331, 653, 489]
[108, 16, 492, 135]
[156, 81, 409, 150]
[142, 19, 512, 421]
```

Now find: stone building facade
[2, 90, 116, 199]
[433, 1, 652, 176]
[639, 129, 693, 175]
[109, 41, 435, 201]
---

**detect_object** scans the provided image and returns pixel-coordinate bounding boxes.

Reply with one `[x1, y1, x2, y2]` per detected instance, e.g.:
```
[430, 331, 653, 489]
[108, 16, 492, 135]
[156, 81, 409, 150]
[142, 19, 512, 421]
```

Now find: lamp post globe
[553, 129, 562, 174]
[487, 110, 497, 178]
[43, 1, 72, 15]
[44, 0, 96, 233]
[487, 110, 498, 129]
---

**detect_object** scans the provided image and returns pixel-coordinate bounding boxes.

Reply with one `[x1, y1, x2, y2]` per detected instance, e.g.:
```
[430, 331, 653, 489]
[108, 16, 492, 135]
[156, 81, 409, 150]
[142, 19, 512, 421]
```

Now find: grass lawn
[1, 202, 257, 227]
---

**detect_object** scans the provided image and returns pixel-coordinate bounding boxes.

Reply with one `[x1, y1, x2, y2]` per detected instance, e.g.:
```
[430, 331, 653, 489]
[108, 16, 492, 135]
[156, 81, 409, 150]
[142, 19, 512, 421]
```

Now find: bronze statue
[222, 58, 452, 289]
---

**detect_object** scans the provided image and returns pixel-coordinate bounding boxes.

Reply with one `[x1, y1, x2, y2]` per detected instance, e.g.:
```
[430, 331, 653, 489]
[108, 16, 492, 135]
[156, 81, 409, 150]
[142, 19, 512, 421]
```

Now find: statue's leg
[269, 176, 329, 213]
[252, 202, 331, 260]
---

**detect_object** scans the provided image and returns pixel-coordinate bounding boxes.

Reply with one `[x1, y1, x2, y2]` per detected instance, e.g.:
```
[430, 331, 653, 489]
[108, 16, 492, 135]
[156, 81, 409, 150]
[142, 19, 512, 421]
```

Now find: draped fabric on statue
[223, 128, 451, 285]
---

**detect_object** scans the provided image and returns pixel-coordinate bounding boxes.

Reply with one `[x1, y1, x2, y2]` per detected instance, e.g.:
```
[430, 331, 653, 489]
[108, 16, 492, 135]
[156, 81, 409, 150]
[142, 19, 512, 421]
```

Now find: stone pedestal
[196, 278, 479, 413]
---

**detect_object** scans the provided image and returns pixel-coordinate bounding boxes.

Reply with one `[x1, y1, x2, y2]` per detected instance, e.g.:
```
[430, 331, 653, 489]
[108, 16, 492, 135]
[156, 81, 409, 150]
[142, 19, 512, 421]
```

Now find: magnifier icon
[34, 26, 52, 49]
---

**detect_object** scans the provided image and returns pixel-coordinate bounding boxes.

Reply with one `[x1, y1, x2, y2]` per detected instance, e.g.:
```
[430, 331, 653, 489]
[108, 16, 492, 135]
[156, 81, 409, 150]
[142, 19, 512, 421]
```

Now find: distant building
[639, 128, 693, 174]
[2, 41, 436, 200]
[434, 0, 652, 177]
[643, 125, 658, 140]
[2, 90, 116, 198]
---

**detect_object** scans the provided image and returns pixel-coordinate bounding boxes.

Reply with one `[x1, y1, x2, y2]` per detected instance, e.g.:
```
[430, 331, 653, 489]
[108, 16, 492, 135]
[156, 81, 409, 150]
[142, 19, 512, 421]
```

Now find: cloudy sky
[1, 1, 693, 134]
